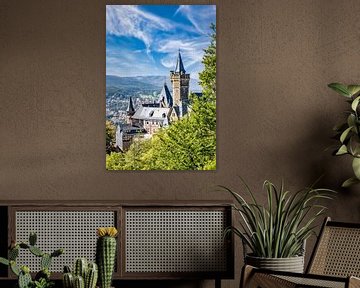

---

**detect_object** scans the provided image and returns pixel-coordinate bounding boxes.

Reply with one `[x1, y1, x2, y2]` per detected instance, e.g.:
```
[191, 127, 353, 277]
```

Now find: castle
[116, 51, 192, 151]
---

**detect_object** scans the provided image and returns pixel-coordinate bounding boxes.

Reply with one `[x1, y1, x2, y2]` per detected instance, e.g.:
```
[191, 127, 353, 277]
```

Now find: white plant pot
[245, 254, 305, 273]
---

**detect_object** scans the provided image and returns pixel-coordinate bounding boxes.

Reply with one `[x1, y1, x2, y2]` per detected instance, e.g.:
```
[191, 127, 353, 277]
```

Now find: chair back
[307, 217, 360, 277]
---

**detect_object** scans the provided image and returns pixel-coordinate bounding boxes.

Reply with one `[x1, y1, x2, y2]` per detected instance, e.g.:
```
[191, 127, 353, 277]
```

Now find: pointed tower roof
[158, 82, 173, 107]
[174, 50, 186, 74]
[126, 96, 135, 115]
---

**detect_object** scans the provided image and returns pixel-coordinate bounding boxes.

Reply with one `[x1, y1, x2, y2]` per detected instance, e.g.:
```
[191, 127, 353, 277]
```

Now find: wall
[1, 0, 360, 287]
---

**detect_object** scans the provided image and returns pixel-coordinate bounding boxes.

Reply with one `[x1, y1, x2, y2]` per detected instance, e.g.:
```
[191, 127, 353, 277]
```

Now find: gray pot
[245, 254, 304, 273]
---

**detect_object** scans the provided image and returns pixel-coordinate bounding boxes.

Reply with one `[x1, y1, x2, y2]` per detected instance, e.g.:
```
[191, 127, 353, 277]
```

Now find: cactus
[63, 272, 74, 288]
[85, 263, 98, 288]
[10, 260, 20, 276]
[35, 268, 50, 281]
[0, 232, 63, 288]
[19, 243, 29, 249]
[51, 248, 64, 257]
[64, 265, 72, 273]
[41, 253, 52, 270]
[29, 245, 44, 257]
[29, 232, 37, 246]
[18, 270, 32, 288]
[74, 258, 88, 279]
[63, 260, 98, 288]
[74, 275, 85, 288]
[96, 227, 118, 288]
[9, 246, 19, 260]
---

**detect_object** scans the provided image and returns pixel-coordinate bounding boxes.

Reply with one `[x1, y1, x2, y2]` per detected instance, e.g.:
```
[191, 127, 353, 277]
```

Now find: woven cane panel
[15, 211, 115, 272]
[125, 210, 227, 273]
[310, 226, 360, 277]
[277, 275, 345, 288]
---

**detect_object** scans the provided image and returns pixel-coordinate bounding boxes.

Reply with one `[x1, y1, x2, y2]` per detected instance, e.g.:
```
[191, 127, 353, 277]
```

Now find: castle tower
[158, 82, 173, 108]
[170, 50, 190, 117]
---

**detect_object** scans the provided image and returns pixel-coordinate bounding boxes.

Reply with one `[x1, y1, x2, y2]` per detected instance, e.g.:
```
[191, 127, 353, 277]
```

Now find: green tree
[106, 152, 125, 170]
[199, 23, 216, 99]
[106, 120, 117, 154]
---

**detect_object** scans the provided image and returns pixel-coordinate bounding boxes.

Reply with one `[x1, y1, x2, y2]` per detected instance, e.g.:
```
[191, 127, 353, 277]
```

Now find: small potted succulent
[221, 179, 334, 273]
[328, 82, 360, 187]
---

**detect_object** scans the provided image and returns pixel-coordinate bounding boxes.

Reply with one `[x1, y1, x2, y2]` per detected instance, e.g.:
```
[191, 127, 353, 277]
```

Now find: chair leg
[240, 265, 255, 288]
[215, 278, 221, 288]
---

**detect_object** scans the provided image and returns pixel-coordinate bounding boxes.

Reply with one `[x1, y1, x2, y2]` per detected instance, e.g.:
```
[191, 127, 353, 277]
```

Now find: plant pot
[245, 254, 304, 273]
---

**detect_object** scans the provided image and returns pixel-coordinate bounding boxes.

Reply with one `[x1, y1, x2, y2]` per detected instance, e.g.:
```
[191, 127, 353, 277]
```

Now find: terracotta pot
[245, 254, 304, 273]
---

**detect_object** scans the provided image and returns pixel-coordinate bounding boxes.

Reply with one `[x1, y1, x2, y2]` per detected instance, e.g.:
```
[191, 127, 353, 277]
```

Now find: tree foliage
[106, 120, 117, 154]
[106, 25, 216, 170]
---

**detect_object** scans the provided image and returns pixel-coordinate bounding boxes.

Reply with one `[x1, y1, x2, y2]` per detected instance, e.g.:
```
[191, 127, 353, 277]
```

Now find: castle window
[162, 113, 166, 118]
[149, 111, 154, 117]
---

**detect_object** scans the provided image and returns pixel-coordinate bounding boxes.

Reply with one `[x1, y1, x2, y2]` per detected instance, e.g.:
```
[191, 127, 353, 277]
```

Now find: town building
[115, 51, 191, 152]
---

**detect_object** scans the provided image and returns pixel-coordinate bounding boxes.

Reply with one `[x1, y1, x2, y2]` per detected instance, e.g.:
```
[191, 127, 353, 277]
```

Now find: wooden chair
[241, 217, 360, 288]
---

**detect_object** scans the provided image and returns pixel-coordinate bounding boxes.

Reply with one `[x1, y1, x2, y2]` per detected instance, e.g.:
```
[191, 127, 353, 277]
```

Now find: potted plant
[328, 83, 360, 187]
[0, 232, 63, 288]
[221, 179, 334, 273]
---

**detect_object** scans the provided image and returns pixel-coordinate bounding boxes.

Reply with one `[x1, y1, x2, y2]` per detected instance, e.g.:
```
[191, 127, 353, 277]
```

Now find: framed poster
[106, 5, 216, 170]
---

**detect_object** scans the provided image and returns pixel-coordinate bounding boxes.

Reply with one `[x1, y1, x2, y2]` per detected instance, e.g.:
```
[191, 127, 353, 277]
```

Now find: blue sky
[106, 5, 216, 79]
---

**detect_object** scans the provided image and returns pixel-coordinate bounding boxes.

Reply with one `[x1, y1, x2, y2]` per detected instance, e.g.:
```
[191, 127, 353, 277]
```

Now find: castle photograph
[106, 5, 216, 170]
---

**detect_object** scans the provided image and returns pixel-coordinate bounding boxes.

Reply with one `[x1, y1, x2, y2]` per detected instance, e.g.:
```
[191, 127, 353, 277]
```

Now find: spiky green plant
[0, 232, 63, 288]
[96, 227, 118, 288]
[62, 260, 98, 288]
[328, 83, 360, 187]
[221, 179, 335, 258]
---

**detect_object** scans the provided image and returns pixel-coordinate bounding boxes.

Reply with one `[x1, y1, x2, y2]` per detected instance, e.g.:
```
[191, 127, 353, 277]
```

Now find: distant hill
[106, 75, 161, 91]
[106, 75, 202, 96]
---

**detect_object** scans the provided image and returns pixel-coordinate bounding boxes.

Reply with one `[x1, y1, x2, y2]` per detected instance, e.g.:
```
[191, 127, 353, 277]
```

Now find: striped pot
[245, 254, 305, 273]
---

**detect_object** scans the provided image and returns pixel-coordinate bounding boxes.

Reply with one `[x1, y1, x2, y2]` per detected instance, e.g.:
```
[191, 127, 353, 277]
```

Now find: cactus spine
[96, 227, 118, 288]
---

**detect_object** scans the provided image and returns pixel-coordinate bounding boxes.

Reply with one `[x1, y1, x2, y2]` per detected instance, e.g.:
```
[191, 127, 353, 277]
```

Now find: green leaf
[328, 83, 351, 97]
[342, 177, 360, 188]
[0, 257, 9, 266]
[336, 145, 348, 155]
[349, 135, 360, 156]
[347, 85, 360, 97]
[340, 126, 353, 143]
[351, 96, 360, 111]
[352, 157, 360, 179]
[347, 114, 356, 128]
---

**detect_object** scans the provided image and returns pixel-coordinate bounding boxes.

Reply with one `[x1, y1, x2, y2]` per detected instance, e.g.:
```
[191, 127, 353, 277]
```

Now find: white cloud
[106, 5, 173, 53]
[106, 5, 215, 78]
[157, 37, 208, 71]
[175, 5, 216, 35]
